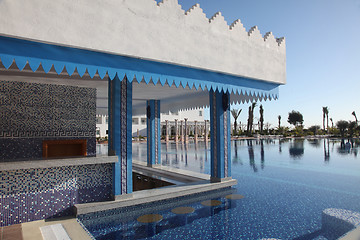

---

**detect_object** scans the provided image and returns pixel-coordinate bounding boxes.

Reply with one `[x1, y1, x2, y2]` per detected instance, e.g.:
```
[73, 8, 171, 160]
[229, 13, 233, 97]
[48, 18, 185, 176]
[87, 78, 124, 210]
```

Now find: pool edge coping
[75, 178, 237, 215]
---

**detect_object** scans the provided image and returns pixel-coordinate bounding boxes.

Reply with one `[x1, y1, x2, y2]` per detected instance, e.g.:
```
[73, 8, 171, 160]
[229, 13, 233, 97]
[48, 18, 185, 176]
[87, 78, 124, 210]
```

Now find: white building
[96, 115, 109, 138]
[96, 108, 205, 138]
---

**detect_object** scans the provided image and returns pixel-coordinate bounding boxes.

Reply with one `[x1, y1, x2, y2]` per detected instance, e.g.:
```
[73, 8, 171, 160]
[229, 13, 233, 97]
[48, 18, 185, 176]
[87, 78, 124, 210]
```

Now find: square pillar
[209, 90, 231, 182]
[194, 120, 198, 143]
[108, 75, 132, 197]
[205, 120, 209, 143]
[175, 119, 179, 143]
[146, 100, 161, 166]
[180, 120, 184, 142]
[165, 120, 169, 142]
[184, 118, 188, 143]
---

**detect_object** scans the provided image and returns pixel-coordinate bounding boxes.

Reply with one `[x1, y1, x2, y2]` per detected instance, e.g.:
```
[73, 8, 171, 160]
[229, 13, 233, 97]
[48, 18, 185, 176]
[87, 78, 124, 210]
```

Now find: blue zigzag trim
[0, 35, 280, 99]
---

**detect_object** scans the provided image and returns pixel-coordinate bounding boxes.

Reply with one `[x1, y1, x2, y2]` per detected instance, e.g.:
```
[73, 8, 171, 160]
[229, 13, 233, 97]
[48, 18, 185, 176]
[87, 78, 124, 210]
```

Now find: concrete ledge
[75, 178, 237, 215]
[0, 156, 118, 171]
[133, 160, 209, 183]
[210, 176, 233, 183]
[40, 224, 71, 240]
[322, 208, 360, 238]
[21, 217, 92, 240]
[339, 226, 360, 240]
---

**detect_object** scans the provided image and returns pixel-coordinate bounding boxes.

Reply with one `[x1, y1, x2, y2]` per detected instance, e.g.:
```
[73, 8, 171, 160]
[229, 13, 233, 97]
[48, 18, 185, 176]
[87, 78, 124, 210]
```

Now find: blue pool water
[85, 138, 360, 239]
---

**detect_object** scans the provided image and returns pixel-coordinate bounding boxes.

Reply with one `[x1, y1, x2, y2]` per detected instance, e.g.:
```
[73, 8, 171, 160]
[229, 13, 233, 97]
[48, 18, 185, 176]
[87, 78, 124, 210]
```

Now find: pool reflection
[324, 138, 330, 162]
[90, 138, 360, 240]
[100, 138, 359, 176]
[289, 139, 305, 159]
[337, 138, 359, 156]
[247, 140, 257, 172]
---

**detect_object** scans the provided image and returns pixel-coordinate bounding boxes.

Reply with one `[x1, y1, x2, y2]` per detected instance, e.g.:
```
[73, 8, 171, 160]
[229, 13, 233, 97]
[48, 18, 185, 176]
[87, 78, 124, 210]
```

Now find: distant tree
[348, 121, 357, 138]
[264, 122, 271, 134]
[352, 111, 358, 126]
[326, 108, 329, 131]
[322, 107, 329, 131]
[259, 105, 264, 134]
[308, 125, 320, 136]
[278, 115, 281, 129]
[288, 110, 304, 127]
[247, 103, 257, 136]
[251, 103, 257, 135]
[330, 118, 334, 128]
[336, 120, 349, 138]
[231, 109, 242, 135]
[246, 106, 251, 134]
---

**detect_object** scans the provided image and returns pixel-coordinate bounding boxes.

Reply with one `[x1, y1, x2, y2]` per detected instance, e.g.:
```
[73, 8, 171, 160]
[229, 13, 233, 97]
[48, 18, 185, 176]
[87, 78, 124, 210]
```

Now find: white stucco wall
[0, 0, 286, 84]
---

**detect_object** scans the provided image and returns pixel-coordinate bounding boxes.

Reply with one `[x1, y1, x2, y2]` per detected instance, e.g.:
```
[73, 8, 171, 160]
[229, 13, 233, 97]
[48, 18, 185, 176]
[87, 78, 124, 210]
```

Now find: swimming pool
[85, 138, 360, 239]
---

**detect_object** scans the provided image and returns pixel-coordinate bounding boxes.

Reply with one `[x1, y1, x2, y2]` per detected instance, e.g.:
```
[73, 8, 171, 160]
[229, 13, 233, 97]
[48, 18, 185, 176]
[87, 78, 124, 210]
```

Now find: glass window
[141, 118, 147, 125]
[105, 117, 108, 124]
[132, 118, 139, 124]
[106, 130, 108, 134]
[199, 110, 203, 116]
[96, 130, 100, 135]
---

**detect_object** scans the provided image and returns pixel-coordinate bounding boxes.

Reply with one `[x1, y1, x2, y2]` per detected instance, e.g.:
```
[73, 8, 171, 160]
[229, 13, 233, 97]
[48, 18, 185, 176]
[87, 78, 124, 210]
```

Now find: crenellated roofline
[0, 0, 286, 84]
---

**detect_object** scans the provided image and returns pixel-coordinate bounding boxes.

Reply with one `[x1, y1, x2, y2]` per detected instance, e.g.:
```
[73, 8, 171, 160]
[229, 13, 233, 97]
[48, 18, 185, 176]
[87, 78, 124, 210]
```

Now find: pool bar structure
[0, 0, 285, 230]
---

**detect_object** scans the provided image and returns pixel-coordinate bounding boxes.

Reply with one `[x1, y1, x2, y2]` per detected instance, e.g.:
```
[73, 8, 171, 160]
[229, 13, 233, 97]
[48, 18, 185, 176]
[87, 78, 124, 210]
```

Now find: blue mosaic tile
[0, 164, 112, 226]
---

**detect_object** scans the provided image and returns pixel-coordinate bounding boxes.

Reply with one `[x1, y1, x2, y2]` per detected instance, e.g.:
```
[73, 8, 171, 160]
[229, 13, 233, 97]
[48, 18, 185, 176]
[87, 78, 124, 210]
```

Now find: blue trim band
[0, 35, 280, 99]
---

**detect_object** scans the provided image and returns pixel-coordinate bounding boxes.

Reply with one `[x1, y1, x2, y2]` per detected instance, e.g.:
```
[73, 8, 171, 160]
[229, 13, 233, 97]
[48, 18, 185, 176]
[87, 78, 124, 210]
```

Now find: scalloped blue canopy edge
[0, 35, 279, 99]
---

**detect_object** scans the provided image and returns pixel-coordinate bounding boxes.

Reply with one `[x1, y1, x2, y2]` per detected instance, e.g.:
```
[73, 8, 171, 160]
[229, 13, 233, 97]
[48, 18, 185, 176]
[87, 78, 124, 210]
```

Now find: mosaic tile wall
[0, 164, 113, 227]
[0, 80, 96, 161]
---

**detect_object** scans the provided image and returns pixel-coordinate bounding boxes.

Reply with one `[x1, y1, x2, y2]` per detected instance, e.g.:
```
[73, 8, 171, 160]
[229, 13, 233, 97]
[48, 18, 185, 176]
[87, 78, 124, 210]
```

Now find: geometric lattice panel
[0, 80, 96, 160]
[0, 80, 96, 138]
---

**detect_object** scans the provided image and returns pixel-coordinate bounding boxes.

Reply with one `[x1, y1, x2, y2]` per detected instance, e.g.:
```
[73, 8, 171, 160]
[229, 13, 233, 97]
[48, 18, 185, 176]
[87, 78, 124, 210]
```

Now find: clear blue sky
[156, 0, 360, 128]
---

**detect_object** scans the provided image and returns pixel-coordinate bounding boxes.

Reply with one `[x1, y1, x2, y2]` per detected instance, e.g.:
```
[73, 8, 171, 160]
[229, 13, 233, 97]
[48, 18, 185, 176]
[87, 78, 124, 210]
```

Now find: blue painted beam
[209, 90, 231, 182]
[108, 75, 133, 197]
[147, 100, 161, 166]
[0, 35, 280, 99]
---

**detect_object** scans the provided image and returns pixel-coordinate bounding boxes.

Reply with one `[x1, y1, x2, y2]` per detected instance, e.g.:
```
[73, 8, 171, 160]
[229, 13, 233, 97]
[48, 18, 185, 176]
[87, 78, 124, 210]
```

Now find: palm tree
[326, 108, 329, 132]
[246, 106, 251, 134]
[336, 120, 348, 138]
[249, 102, 257, 136]
[348, 121, 357, 138]
[330, 118, 334, 128]
[278, 115, 281, 129]
[231, 109, 242, 135]
[247, 102, 257, 136]
[259, 105, 264, 134]
[352, 111, 358, 126]
[322, 107, 328, 131]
